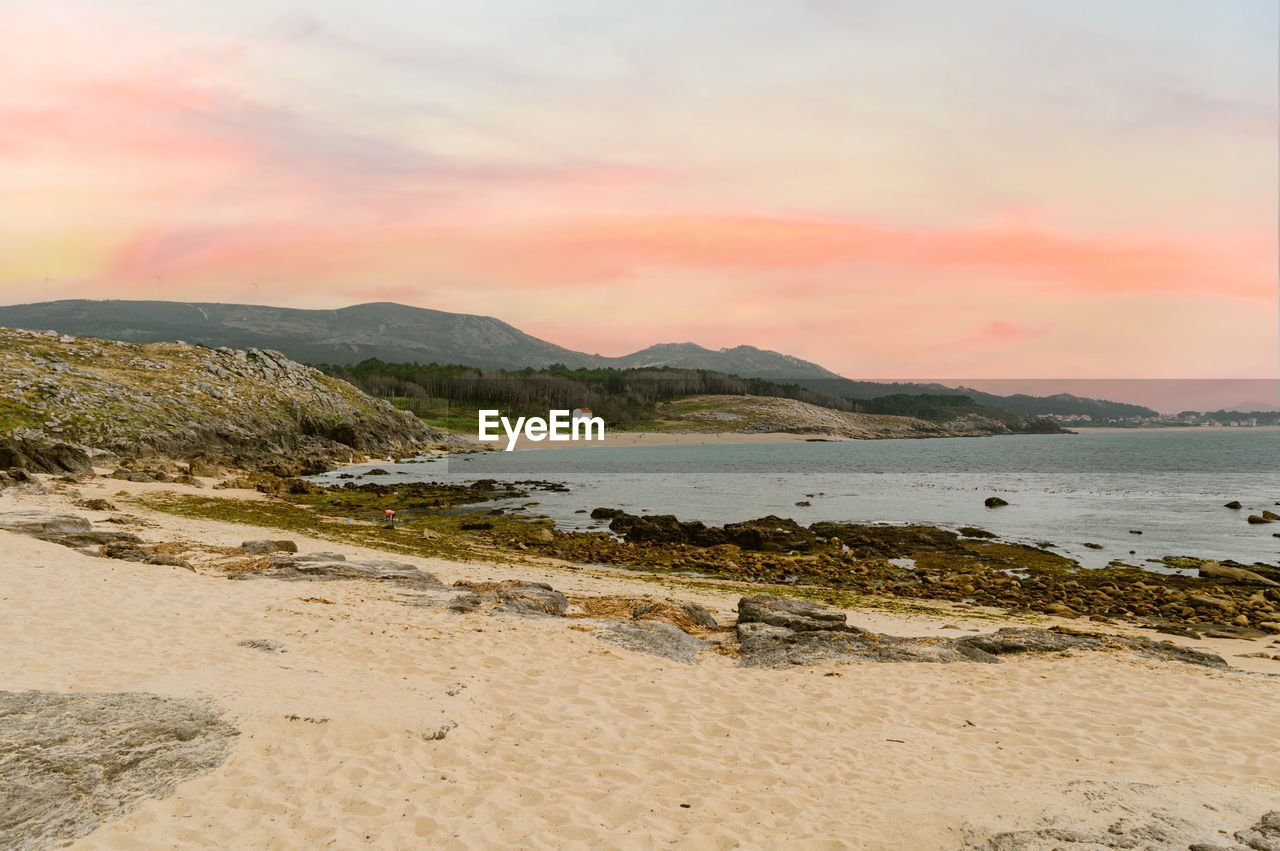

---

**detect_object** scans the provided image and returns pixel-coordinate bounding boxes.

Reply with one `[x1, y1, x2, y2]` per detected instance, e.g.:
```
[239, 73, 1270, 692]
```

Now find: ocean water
[315, 429, 1280, 572]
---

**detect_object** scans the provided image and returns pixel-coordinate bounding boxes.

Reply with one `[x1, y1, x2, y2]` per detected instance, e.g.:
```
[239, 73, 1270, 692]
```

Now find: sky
[1, 0, 1276, 389]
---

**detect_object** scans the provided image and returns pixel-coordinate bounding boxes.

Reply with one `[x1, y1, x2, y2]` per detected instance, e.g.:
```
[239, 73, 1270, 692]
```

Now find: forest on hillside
[316, 360, 857, 428]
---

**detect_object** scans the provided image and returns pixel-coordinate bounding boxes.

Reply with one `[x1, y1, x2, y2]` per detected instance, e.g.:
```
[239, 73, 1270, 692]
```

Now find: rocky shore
[0, 327, 461, 477]
[1, 470, 1279, 848]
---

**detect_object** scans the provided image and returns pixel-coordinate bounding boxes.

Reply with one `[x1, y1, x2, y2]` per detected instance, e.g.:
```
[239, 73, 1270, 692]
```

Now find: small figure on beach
[383, 508, 396, 528]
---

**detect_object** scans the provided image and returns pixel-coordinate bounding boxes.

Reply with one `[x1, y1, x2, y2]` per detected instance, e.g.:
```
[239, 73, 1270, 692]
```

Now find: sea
[313, 429, 1280, 573]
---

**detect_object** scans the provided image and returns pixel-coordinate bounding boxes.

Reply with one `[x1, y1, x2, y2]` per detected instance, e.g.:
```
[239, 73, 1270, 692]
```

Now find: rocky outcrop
[593, 620, 714, 663]
[732, 596, 1228, 669]
[0, 690, 237, 849]
[0, 437, 92, 475]
[737, 595, 854, 632]
[0, 510, 142, 549]
[603, 512, 818, 552]
[233, 553, 448, 589]
[0, 327, 462, 471]
[452, 580, 569, 616]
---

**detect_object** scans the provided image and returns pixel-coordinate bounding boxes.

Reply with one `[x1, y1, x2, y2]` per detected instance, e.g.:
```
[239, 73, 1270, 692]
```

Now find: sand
[2, 477, 1279, 849]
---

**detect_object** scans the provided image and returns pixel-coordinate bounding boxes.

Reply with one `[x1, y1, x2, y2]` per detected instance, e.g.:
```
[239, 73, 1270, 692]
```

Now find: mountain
[0, 300, 588, 371]
[0, 300, 842, 380]
[0, 299, 1155, 418]
[610, 342, 844, 382]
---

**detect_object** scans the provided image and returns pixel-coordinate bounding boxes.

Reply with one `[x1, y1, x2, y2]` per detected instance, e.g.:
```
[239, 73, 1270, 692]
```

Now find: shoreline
[1, 474, 1279, 847]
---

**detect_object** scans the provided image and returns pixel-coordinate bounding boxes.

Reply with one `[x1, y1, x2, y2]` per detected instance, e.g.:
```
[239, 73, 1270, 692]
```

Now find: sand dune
[1, 480, 1278, 849]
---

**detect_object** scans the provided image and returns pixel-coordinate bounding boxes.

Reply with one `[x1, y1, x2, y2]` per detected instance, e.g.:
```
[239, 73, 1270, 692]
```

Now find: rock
[0, 510, 91, 539]
[1225, 500, 1243, 509]
[186, 459, 220, 478]
[1128, 529, 1143, 535]
[530, 527, 554, 544]
[493, 581, 568, 616]
[1198, 623, 1269, 640]
[145, 554, 194, 571]
[1188, 593, 1236, 612]
[0, 690, 237, 849]
[1198, 562, 1279, 586]
[1247, 515, 1272, 524]
[956, 628, 1101, 656]
[77, 498, 117, 511]
[1260, 622, 1280, 634]
[737, 595, 852, 632]
[735, 622, 998, 667]
[102, 541, 151, 562]
[446, 592, 482, 613]
[1113, 636, 1227, 669]
[589, 507, 625, 520]
[984, 496, 1009, 508]
[1234, 810, 1280, 851]
[240, 539, 297, 554]
[0, 437, 92, 475]
[235, 555, 446, 589]
[593, 620, 713, 663]
[236, 639, 284, 653]
[1264, 510, 1280, 522]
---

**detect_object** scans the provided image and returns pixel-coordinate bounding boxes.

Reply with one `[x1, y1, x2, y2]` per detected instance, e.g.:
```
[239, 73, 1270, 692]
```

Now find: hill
[0, 300, 1155, 419]
[652, 395, 1064, 438]
[0, 327, 457, 474]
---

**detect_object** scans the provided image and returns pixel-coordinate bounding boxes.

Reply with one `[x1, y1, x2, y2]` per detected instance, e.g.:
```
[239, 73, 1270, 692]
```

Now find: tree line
[316, 360, 856, 427]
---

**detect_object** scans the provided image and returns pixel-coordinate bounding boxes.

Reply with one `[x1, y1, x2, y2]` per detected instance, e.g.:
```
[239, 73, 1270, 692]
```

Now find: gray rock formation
[240, 539, 298, 555]
[0, 437, 92, 475]
[594, 620, 714, 663]
[0, 510, 143, 549]
[733, 597, 1228, 670]
[736, 622, 999, 667]
[233, 554, 447, 589]
[0, 690, 237, 849]
[737, 595, 855, 632]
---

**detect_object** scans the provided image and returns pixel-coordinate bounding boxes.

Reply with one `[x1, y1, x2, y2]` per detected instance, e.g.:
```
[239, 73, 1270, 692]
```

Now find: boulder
[0, 690, 237, 849]
[1233, 810, 1280, 851]
[1198, 561, 1279, 587]
[145, 554, 194, 571]
[494, 581, 568, 616]
[593, 620, 713, 663]
[235, 555, 446, 589]
[984, 496, 1009, 508]
[1224, 500, 1243, 509]
[0, 438, 92, 475]
[735, 622, 999, 668]
[77, 499, 117, 511]
[0, 510, 91, 539]
[1247, 515, 1272, 524]
[737, 595, 852, 632]
[102, 541, 151, 562]
[240, 539, 298, 555]
[957, 628, 1102, 656]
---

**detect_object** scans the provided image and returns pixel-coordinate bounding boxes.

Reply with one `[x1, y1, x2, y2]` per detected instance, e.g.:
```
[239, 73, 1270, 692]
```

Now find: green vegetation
[317, 359, 856, 429]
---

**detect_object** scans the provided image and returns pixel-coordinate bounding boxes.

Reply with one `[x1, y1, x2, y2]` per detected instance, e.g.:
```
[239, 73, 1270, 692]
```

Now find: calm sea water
[315, 429, 1280, 571]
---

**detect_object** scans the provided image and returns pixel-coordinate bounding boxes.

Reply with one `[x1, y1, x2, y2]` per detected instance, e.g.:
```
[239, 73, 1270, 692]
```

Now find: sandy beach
[2, 474, 1278, 849]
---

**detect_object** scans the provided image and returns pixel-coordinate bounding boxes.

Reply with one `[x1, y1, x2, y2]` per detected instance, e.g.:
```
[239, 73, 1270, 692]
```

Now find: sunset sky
[2, 0, 1276, 382]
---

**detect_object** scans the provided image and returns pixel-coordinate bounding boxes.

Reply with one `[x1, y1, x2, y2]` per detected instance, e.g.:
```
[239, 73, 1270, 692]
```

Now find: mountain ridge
[0, 299, 1157, 417]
